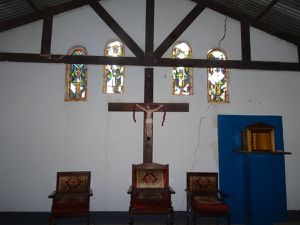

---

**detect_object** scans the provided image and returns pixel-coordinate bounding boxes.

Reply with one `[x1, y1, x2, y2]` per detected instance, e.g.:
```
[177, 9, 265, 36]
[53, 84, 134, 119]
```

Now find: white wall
[0, 0, 299, 211]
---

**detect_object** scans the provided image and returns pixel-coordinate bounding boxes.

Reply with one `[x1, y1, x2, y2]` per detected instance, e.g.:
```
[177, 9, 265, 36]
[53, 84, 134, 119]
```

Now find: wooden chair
[48, 171, 93, 225]
[186, 172, 230, 225]
[127, 163, 175, 225]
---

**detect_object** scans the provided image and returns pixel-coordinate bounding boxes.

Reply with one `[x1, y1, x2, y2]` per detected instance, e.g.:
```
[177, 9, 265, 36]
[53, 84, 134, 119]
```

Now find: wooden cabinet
[242, 122, 275, 152]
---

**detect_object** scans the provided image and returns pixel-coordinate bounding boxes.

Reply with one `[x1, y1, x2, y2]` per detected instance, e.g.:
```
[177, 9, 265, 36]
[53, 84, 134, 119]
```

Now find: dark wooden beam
[154, 3, 206, 58]
[1, 52, 300, 71]
[89, 2, 145, 58]
[145, 0, 155, 63]
[144, 68, 154, 103]
[246, 61, 300, 71]
[155, 58, 300, 71]
[0, 0, 99, 33]
[0, 53, 144, 65]
[191, 0, 299, 45]
[298, 45, 300, 64]
[241, 19, 251, 64]
[41, 16, 53, 55]
[108, 103, 189, 112]
[143, 68, 154, 162]
[257, 0, 280, 20]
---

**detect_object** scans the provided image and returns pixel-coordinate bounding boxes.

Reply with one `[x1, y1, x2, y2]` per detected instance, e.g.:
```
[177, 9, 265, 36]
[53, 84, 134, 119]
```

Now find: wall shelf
[231, 150, 291, 155]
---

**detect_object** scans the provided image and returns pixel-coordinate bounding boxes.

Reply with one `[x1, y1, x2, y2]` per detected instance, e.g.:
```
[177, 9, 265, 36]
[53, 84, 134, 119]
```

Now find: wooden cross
[108, 68, 189, 163]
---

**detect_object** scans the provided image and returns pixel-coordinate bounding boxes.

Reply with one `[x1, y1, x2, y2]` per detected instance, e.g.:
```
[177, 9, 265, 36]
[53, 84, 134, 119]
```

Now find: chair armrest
[48, 191, 56, 198]
[49, 190, 93, 198]
[127, 186, 133, 194]
[185, 189, 195, 196]
[218, 190, 230, 200]
[168, 186, 175, 194]
[218, 190, 229, 197]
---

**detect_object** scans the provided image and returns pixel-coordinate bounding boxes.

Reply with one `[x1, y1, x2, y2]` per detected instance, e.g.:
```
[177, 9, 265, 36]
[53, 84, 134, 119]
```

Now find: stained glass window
[207, 48, 229, 102]
[103, 40, 125, 94]
[172, 42, 192, 95]
[65, 46, 88, 101]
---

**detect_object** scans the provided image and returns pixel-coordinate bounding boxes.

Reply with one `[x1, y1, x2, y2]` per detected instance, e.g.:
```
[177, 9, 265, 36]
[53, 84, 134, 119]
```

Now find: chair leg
[227, 213, 231, 225]
[186, 209, 193, 225]
[128, 207, 133, 225]
[192, 212, 196, 225]
[48, 215, 54, 225]
[167, 211, 173, 225]
[86, 215, 90, 225]
[129, 214, 133, 225]
[216, 216, 230, 225]
[186, 211, 189, 225]
[186, 206, 193, 225]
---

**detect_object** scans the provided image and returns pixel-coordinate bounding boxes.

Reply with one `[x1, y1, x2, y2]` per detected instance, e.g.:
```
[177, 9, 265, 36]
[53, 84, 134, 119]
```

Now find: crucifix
[108, 67, 189, 163]
[107, 0, 190, 163]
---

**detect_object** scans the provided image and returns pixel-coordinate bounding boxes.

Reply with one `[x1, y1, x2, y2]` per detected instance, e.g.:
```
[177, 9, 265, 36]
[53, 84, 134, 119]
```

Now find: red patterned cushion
[58, 175, 89, 193]
[189, 176, 217, 193]
[135, 169, 165, 188]
[192, 196, 229, 214]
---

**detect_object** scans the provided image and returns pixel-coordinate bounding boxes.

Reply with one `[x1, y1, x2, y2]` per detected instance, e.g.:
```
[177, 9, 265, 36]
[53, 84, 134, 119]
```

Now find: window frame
[64, 45, 88, 102]
[171, 41, 193, 96]
[207, 48, 229, 103]
[103, 40, 125, 94]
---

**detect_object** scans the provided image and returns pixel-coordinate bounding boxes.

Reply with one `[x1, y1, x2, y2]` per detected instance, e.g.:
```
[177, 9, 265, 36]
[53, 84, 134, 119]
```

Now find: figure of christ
[136, 104, 164, 141]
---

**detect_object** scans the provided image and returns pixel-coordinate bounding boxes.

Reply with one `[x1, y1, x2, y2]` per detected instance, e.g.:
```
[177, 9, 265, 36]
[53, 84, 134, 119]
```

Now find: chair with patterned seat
[186, 172, 230, 225]
[48, 171, 93, 225]
[127, 162, 175, 225]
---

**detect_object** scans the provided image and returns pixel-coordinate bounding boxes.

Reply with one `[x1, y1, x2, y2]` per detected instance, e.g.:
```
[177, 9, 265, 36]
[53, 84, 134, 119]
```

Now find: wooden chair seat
[191, 195, 230, 214]
[131, 190, 171, 209]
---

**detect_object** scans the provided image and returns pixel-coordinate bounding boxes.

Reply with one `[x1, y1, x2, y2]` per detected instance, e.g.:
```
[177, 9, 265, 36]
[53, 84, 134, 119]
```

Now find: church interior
[0, 0, 300, 225]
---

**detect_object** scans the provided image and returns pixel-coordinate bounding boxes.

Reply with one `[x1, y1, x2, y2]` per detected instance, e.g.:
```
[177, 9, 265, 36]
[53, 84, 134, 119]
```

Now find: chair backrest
[56, 171, 91, 193]
[187, 172, 218, 195]
[132, 163, 169, 189]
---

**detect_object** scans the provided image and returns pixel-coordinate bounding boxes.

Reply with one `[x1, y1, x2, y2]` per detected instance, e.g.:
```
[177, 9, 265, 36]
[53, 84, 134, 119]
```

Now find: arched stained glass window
[207, 48, 229, 103]
[103, 40, 125, 94]
[172, 42, 192, 95]
[65, 46, 88, 101]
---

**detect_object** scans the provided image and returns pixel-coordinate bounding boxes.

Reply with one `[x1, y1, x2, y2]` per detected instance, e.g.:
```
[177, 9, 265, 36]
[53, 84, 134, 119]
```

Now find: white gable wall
[0, 0, 299, 211]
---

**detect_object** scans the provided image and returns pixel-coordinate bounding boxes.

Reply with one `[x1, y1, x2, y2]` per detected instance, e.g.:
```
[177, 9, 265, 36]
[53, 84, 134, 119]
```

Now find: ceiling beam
[40, 16, 53, 55]
[298, 45, 300, 64]
[156, 58, 300, 71]
[0, 53, 142, 65]
[145, 0, 155, 64]
[154, 3, 206, 58]
[89, 2, 145, 58]
[241, 19, 251, 64]
[1, 52, 299, 71]
[0, 0, 98, 32]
